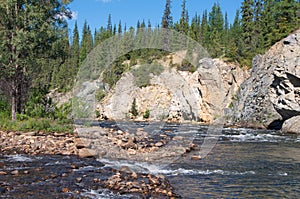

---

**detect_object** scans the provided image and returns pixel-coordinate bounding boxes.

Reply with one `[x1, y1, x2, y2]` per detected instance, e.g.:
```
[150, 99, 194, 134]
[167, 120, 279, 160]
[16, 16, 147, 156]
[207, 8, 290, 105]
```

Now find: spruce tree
[162, 0, 173, 28]
[79, 21, 93, 64]
[208, 3, 224, 57]
[241, 0, 255, 64]
[0, 0, 72, 120]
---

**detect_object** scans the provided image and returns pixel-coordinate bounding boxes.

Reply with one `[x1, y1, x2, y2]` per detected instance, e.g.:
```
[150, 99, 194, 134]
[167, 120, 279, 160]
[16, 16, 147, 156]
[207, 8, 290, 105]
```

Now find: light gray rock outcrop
[97, 58, 247, 123]
[232, 29, 300, 129]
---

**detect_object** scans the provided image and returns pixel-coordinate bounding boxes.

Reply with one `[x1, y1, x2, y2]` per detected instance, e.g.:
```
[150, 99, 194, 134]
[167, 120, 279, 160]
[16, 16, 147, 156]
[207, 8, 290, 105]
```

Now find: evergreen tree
[107, 14, 113, 33]
[162, 0, 173, 28]
[241, 0, 255, 63]
[227, 10, 242, 61]
[0, 0, 72, 120]
[178, 0, 189, 34]
[118, 20, 122, 35]
[79, 21, 93, 64]
[208, 3, 224, 57]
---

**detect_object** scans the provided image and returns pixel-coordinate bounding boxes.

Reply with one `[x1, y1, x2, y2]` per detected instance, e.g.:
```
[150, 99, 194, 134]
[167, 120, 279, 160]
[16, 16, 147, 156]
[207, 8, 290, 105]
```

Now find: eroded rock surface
[232, 29, 300, 130]
[97, 58, 247, 123]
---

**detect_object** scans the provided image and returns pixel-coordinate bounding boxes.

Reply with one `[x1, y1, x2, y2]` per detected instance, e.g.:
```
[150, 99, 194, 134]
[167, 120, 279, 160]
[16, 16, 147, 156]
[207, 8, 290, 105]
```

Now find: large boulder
[282, 116, 300, 134]
[232, 29, 300, 129]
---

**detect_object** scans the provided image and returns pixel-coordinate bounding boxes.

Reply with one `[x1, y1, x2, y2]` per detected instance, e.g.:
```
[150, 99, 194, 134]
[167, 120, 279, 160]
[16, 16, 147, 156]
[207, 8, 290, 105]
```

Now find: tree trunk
[11, 90, 17, 121]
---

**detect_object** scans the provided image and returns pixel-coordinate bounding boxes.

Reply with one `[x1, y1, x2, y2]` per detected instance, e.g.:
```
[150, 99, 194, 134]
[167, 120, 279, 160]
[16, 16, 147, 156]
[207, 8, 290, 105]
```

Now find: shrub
[143, 109, 150, 119]
[130, 98, 138, 117]
[132, 64, 164, 88]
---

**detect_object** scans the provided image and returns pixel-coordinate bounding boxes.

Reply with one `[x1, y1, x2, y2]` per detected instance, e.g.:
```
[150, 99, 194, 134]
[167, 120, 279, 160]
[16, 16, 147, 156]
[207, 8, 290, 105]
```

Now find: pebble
[76, 177, 82, 183]
[61, 187, 70, 193]
[191, 155, 201, 160]
[0, 171, 7, 175]
[11, 170, 19, 175]
[155, 142, 164, 147]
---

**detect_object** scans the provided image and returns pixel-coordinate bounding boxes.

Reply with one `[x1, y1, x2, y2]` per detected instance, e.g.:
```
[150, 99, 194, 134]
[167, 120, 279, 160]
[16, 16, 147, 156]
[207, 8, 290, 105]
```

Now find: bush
[95, 89, 106, 102]
[143, 109, 150, 119]
[132, 64, 164, 88]
[130, 98, 138, 117]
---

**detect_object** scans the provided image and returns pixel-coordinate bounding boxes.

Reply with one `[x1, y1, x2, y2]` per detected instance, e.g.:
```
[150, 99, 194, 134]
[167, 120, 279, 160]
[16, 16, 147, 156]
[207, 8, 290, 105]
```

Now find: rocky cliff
[232, 28, 300, 131]
[95, 29, 300, 133]
[97, 58, 247, 123]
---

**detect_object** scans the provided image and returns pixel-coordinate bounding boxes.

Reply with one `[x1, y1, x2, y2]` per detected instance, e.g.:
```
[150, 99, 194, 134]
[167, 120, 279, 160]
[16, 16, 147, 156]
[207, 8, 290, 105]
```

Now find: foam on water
[5, 154, 33, 162]
[98, 158, 256, 177]
[223, 133, 286, 142]
[80, 189, 136, 199]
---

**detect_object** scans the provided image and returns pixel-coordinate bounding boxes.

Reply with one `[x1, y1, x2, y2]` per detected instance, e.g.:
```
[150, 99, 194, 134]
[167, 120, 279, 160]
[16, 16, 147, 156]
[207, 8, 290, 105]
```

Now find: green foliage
[130, 98, 138, 117]
[95, 89, 106, 102]
[143, 109, 150, 119]
[132, 64, 164, 88]
[162, 0, 173, 28]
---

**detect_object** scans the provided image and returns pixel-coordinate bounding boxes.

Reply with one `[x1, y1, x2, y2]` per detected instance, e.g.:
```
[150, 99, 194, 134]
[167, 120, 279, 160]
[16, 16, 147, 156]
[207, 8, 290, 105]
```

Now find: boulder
[232, 28, 300, 129]
[78, 148, 97, 158]
[282, 116, 300, 134]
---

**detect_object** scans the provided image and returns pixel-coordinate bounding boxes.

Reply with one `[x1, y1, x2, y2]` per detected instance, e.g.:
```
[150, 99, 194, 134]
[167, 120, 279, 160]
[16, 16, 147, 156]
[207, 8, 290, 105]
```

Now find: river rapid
[1, 122, 300, 198]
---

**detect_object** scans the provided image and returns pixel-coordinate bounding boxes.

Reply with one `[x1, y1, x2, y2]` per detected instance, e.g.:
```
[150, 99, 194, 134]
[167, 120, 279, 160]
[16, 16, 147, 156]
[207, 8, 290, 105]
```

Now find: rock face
[232, 29, 300, 130]
[97, 58, 247, 123]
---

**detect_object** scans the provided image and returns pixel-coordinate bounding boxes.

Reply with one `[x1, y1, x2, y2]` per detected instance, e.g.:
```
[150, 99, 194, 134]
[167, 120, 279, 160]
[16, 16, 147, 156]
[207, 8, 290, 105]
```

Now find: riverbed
[1, 122, 300, 198]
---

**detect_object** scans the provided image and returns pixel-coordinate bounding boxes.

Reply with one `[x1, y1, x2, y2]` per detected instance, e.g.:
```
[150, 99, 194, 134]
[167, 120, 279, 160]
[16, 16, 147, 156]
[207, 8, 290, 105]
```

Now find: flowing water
[1, 122, 300, 198]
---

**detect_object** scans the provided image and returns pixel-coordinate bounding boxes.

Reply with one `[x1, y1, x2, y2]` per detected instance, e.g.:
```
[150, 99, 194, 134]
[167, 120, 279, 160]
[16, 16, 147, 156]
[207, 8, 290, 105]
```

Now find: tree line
[0, 0, 299, 122]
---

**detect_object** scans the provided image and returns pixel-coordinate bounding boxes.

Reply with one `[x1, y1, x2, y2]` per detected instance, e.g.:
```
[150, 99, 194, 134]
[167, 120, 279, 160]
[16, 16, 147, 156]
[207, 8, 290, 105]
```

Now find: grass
[0, 113, 74, 133]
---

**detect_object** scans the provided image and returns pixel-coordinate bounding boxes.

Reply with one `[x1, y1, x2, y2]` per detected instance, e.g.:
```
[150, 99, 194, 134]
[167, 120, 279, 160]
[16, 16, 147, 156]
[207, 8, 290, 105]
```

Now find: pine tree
[0, 0, 72, 120]
[227, 10, 242, 61]
[118, 20, 122, 35]
[178, 0, 189, 34]
[252, 0, 264, 53]
[208, 3, 224, 57]
[79, 21, 93, 64]
[107, 14, 113, 33]
[241, 0, 255, 63]
[162, 0, 173, 28]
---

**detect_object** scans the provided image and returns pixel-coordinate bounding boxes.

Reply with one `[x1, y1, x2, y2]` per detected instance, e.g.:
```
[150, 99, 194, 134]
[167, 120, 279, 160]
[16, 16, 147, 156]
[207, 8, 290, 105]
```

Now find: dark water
[1, 123, 300, 198]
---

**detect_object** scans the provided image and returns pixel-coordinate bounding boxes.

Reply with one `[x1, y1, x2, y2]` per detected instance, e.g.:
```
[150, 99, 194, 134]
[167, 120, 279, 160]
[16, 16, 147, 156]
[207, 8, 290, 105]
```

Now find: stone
[76, 177, 82, 183]
[0, 171, 7, 175]
[78, 148, 97, 158]
[191, 156, 201, 160]
[11, 170, 19, 175]
[75, 138, 91, 149]
[155, 142, 164, 147]
[282, 116, 300, 134]
[232, 28, 300, 129]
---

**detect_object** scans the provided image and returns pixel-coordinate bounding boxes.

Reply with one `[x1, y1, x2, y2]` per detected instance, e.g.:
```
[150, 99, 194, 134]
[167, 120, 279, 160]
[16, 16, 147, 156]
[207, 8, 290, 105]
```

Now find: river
[1, 122, 300, 198]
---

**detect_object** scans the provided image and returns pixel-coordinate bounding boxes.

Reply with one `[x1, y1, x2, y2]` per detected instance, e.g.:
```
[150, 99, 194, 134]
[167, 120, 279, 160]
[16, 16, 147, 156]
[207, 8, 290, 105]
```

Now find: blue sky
[68, 0, 243, 36]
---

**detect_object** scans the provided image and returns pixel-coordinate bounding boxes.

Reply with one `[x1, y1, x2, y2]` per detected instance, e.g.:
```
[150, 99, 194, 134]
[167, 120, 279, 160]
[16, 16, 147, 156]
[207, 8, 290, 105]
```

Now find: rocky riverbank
[0, 127, 189, 198]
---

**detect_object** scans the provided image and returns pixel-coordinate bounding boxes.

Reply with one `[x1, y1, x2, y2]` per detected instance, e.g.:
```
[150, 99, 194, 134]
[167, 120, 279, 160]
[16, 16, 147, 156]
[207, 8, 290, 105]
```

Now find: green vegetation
[143, 109, 151, 119]
[0, 0, 299, 132]
[132, 64, 164, 88]
[130, 98, 139, 117]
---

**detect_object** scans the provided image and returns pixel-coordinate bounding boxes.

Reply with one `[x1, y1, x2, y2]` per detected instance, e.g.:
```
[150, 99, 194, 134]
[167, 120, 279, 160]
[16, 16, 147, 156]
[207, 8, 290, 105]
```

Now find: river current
[1, 122, 300, 198]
